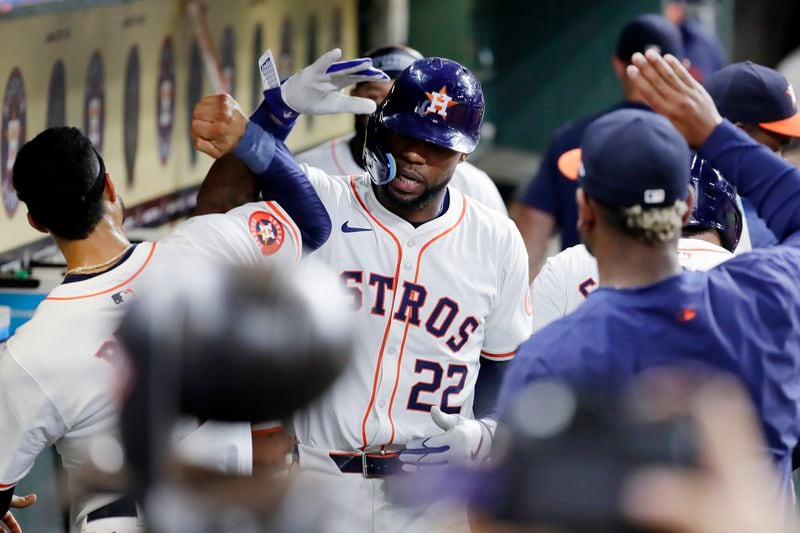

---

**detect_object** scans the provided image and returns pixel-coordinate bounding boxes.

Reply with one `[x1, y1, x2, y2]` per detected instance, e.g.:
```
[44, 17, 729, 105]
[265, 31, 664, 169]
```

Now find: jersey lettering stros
[531, 239, 733, 332]
[0, 201, 300, 524]
[295, 169, 531, 452]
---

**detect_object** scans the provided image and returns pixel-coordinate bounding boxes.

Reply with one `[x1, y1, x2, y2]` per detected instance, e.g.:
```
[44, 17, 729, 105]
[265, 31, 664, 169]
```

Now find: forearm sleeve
[233, 122, 331, 252]
[0, 487, 14, 516]
[474, 359, 511, 419]
[698, 120, 800, 244]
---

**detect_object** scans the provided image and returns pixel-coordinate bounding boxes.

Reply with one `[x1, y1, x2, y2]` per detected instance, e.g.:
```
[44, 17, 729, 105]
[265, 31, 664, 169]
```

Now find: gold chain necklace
[65, 245, 133, 275]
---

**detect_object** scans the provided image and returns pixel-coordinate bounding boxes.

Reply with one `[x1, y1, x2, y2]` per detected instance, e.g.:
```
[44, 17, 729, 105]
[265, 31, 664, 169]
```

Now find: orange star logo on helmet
[425, 86, 458, 119]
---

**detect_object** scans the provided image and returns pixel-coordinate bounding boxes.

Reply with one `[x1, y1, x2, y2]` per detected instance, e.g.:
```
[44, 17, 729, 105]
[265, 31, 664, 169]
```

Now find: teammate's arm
[193, 95, 331, 251]
[512, 137, 566, 281]
[511, 205, 555, 281]
[473, 359, 510, 419]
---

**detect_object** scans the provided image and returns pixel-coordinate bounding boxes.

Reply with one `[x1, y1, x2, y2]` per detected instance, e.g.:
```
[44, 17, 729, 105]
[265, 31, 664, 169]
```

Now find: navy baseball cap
[365, 45, 423, 79]
[615, 14, 684, 62]
[704, 61, 800, 137]
[558, 109, 691, 208]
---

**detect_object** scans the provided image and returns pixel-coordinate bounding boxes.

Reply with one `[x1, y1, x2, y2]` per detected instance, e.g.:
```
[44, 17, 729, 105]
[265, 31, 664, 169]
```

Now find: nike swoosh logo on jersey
[341, 221, 372, 233]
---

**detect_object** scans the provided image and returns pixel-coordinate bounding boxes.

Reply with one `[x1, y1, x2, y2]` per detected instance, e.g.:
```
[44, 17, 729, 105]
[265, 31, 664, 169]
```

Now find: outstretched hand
[626, 49, 723, 148]
[281, 48, 390, 116]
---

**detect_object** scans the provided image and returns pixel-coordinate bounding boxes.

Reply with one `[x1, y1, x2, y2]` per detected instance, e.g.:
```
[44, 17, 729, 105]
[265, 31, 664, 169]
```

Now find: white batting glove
[281, 48, 389, 116]
[399, 406, 495, 472]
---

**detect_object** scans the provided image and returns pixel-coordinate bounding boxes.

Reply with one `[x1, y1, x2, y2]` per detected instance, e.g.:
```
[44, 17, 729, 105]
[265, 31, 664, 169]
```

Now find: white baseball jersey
[293, 169, 531, 453]
[0, 201, 300, 524]
[531, 238, 734, 333]
[297, 134, 509, 215]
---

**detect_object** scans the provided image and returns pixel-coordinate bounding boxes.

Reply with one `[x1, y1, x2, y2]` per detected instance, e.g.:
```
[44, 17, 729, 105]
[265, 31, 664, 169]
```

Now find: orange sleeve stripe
[46, 243, 157, 301]
[252, 426, 284, 436]
[265, 201, 302, 264]
[0, 481, 17, 489]
[480, 349, 517, 360]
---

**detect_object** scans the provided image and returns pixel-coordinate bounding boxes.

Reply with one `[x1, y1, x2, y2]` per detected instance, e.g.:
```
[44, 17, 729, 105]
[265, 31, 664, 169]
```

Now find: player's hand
[622, 376, 794, 533]
[626, 49, 723, 148]
[280, 48, 389, 116]
[2, 494, 37, 533]
[399, 407, 494, 472]
[192, 94, 250, 159]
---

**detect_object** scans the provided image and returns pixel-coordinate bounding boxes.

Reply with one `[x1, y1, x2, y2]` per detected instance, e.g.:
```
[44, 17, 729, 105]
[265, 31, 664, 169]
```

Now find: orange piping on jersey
[46, 243, 157, 301]
[252, 426, 284, 436]
[677, 247, 731, 255]
[0, 481, 17, 489]
[331, 139, 347, 175]
[351, 176, 404, 450]
[480, 349, 517, 361]
[265, 200, 302, 264]
[386, 193, 468, 446]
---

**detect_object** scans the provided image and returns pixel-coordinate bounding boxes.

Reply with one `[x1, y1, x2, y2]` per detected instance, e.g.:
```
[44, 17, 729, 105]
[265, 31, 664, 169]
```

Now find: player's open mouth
[392, 173, 424, 194]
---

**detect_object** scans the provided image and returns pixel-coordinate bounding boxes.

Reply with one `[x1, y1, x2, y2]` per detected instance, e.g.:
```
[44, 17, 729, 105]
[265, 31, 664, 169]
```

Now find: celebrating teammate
[0, 54, 384, 531]
[499, 50, 800, 499]
[194, 50, 532, 531]
[531, 155, 742, 332]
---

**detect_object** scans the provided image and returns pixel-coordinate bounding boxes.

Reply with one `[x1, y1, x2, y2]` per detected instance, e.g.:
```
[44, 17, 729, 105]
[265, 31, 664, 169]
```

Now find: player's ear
[576, 187, 595, 228]
[104, 174, 117, 203]
[611, 56, 626, 78]
[459, 153, 468, 163]
[26, 212, 48, 234]
[682, 184, 695, 226]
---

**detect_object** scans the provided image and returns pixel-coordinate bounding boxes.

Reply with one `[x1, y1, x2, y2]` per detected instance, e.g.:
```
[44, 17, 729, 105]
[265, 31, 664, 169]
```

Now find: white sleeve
[480, 226, 533, 361]
[531, 257, 570, 333]
[0, 346, 67, 488]
[161, 201, 302, 266]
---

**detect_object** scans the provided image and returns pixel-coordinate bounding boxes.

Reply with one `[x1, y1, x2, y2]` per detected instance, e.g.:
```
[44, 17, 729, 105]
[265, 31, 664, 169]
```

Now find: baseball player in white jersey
[532, 154, 744, 332]
[0, 121, 315, 532]
[194, 51, 531, 532]
[296, 45, 508, 216]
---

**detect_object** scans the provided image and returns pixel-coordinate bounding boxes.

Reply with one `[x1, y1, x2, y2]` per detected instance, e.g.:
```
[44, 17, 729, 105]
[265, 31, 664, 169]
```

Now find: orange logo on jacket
[249, 211, 285, 255]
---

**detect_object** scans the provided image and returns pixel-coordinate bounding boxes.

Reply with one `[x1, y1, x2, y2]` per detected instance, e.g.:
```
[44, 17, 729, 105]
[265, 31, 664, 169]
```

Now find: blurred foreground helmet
[117, 259, 352, 494]
[687, 155, 743, 252]
[364, 57, 485, 185]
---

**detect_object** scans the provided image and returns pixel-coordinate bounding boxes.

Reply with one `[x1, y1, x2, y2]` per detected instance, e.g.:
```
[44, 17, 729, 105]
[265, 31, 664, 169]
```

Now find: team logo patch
[111, 288, 135, 305]
[249, 211, 285, 255]
[425, 86, 457, 119]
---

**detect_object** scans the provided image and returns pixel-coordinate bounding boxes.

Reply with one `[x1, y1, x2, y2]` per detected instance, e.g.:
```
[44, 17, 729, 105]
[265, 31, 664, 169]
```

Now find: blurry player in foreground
[500, 50, 800, 499]
[531, 154, 742, 332]
[116, 261, 352, 533]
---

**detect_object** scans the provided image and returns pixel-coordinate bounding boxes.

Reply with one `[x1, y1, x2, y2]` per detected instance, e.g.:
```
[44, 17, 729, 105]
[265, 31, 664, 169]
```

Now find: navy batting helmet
[686, 155, 743, 252]
[363, 57, 485, 185]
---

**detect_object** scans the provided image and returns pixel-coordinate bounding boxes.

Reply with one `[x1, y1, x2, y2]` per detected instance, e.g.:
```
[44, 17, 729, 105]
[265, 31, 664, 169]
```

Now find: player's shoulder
[295, 138, 337, 164]
[454, 160, 490, 180]
[547, 243, 593, 265]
